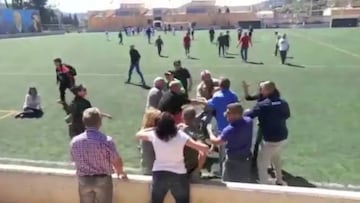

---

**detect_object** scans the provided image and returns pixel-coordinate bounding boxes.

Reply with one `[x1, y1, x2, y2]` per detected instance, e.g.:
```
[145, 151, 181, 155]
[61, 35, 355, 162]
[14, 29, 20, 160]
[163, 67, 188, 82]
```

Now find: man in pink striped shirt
[70, 107, 127, 203]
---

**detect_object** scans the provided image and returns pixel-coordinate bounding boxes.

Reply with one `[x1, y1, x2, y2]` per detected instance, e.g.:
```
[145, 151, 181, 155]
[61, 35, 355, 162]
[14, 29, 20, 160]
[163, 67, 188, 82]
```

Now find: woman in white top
[15, 87, 43, 119]
[136, 112, 208, 203]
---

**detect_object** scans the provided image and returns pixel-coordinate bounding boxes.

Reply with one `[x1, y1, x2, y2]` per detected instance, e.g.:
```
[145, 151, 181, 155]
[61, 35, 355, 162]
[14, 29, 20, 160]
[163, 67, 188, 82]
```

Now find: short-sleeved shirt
[240, 36, 251, 49]
[70, 128, 120, 176]
[174, 68, 191, 91]
[146, 87, 163, 109]
[278, 38, 289, 51]
[183, 36, 191, 46]
[148, 130, 190, 174]
[158, 91, 190, 114]
[207, 89, 239, 132]
[220, 117, 253, 156]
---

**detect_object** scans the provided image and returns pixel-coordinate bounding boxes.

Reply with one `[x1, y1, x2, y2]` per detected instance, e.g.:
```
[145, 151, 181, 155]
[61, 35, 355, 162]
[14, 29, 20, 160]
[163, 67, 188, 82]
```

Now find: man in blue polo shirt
[207, 78, 239, 132]
[206, 78, 238, 176]
[209, 103, 253, 182]
[245, 81, 290, 185]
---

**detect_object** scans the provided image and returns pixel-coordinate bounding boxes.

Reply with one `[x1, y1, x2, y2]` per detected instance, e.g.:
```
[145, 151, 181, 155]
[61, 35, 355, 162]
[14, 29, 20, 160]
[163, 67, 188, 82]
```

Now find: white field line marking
[290, 32, 360, 59]
[0, 157, 359, 191]
[0, 112, 15, 120]
[0, 64, 357, 77]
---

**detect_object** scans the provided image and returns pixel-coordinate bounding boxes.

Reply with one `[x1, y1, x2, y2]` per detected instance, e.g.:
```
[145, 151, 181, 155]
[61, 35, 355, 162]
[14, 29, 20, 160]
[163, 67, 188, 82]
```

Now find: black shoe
[125, 81, 130, 84]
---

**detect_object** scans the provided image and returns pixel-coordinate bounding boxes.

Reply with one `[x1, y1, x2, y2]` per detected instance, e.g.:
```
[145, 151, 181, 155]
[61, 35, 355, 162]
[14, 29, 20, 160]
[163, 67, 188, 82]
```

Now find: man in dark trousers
[237, 32, 252, 62]
[146, 27, 152, 44]
[62, 85, 91, 138]
[278, 34, 289, 64]
[209, 27, 215, 43]
[173, 60, 192, 96]
[61, 84, 112, 138]
[217, 32, 226, 57]
[183, 32, 191, 57]
[118, 30, 123, 45]
[224, 30, 230, 54]
[237, 27, 243, 41]
[249, 26, 254, 40]
[155, 35, 164, 57]
[54, 58, 76, 103]
[126, 45, 146, 85]
[244, 81, 290, 185]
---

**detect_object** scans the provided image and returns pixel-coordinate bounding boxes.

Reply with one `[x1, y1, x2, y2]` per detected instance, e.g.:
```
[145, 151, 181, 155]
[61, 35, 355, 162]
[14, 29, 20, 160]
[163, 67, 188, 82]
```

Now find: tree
[73, 14, 79, 27]
[68, 13, 73, 25]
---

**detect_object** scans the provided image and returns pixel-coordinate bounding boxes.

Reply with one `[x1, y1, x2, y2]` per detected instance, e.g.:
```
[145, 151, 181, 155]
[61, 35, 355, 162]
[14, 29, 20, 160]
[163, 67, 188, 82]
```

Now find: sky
[43, 0, 266, 13]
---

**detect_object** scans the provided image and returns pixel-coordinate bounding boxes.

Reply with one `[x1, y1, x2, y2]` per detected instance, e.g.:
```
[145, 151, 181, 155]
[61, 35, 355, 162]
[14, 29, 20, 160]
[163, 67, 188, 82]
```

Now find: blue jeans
[151, 171, 190, 203]
[127, 62, 145, 84]
[240, 48, 248, 61]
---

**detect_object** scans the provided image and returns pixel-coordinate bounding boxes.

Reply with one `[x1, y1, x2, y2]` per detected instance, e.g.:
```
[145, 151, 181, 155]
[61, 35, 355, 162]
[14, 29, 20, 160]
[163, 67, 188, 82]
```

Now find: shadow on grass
[246, 61, 264, 65]
[126, 82, 151, 90]
[226, 53, 239, 56]
[250, 167, 316, 187]
[224, 56, 236, 59]
[285, 63, 305, 68]
[188, 56, 200, 60]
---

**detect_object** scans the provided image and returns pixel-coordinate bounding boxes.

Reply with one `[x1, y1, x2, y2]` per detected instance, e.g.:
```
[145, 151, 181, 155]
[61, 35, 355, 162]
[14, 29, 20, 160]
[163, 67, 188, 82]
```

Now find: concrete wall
[0, 164, 359, 203]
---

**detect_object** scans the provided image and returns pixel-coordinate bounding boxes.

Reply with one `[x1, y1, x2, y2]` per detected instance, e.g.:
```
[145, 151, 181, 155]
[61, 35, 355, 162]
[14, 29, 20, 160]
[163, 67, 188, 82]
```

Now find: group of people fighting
[49, 54, 290, 203]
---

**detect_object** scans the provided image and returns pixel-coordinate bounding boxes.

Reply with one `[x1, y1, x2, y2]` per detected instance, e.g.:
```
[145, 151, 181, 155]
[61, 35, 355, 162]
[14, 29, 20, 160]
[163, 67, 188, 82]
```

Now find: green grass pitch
[0, 28, 359, 184]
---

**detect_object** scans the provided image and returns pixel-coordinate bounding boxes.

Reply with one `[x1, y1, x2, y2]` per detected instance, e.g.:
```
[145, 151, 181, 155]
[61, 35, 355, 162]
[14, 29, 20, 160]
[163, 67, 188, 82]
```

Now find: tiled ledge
[0, 164, 359, 203]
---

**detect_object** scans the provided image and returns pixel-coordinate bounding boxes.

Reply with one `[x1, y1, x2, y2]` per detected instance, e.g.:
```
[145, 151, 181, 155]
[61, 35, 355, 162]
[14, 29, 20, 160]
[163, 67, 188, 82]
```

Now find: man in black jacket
[61, 85, 112, 138]
[209, 27, 215, 43]
[244, 81, 290, 186]
[126, 45, 146, 86]
[217, 33, 226, 57]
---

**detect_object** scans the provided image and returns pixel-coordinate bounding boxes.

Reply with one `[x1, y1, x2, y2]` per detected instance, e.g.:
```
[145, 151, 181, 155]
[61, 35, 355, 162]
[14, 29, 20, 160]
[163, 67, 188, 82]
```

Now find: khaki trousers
[257, 139, 287, 184]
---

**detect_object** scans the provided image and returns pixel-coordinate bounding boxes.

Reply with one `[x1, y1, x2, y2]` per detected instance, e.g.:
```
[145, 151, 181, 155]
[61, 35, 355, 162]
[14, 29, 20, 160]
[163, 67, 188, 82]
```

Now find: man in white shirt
[274, 32, 281, 56]
[146, 77, 165, 109]
[278, 34, 289, 64]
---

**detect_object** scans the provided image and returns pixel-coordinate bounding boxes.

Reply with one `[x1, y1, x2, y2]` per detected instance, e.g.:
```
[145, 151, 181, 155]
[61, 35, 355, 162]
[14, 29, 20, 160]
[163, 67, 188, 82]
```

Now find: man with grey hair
[71, 107, 127, 203]
[244, 81, 290, 185]
[146, 77, 165, 109]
